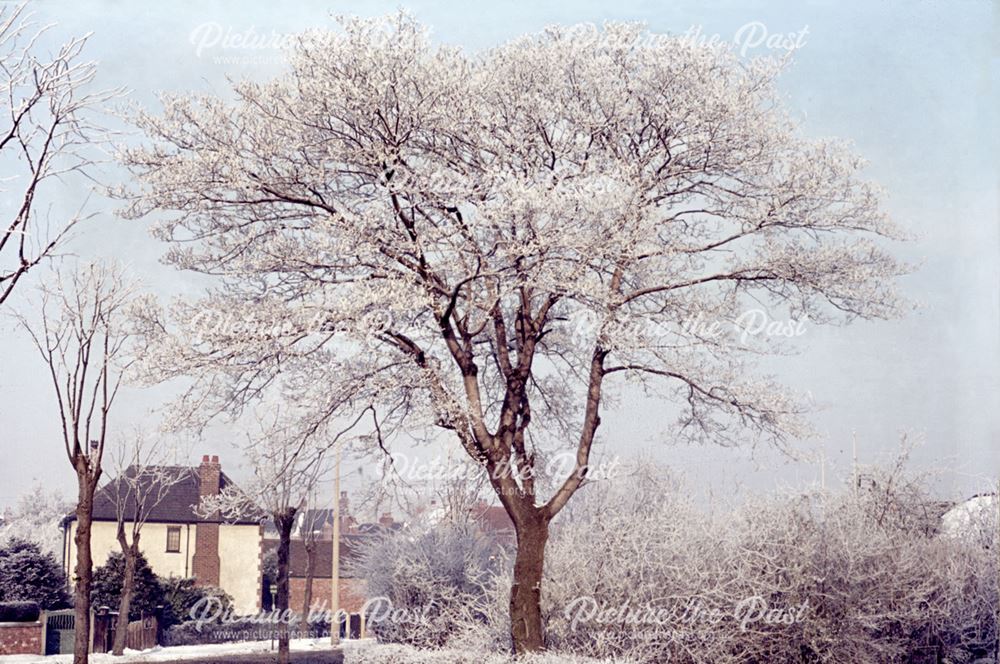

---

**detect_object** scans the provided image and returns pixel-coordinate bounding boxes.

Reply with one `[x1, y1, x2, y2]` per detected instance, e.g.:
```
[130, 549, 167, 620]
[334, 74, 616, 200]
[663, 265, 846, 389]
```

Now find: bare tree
[0, 3, 118, 305]
[104, 430, 185, 655]
[199, 411, 327, 664]
[123, 17, 908, 652]
[297, 490, 322, 635]
[13, 262, 136, 664]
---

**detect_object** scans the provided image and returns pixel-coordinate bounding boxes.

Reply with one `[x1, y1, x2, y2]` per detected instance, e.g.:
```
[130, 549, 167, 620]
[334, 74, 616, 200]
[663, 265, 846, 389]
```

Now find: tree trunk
[300, 539, 316, 635]
[274, 510, 296, 664]
[509, 513, 549, 654]
[73, 474, 97, 664]
[112, 538, 139, 656]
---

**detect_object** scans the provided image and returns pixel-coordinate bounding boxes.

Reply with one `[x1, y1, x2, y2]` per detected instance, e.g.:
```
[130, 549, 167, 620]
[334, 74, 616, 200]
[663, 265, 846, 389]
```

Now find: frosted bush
[541, 466, 997, 663]
[351, 521, 511, 648]
[354, 462, 996, 662]
[342, 640, 638, 664]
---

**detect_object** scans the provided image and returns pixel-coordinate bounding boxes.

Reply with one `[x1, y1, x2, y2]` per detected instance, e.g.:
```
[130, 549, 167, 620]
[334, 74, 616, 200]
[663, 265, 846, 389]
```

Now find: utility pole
[820, 446, 826, 493]
[330, 440, 341, 647]
[851, 431, 858, 496]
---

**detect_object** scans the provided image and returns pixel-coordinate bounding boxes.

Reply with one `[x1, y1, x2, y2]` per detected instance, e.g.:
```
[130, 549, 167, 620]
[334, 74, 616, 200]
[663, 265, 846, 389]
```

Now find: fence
[46, 608, 160, 655]
[123, 615, 159, 651]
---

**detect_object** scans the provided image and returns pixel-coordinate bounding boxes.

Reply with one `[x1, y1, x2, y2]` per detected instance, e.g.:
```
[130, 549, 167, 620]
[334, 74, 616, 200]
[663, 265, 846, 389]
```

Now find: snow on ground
[0, 637, 637, 664]
[0, 637, 341, 664]
[340, 641, 636, 664]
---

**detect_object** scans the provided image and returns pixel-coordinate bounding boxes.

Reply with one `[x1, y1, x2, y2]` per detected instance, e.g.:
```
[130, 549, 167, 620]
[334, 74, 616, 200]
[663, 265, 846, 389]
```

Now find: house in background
[261, 536, 368, 617]
[940, 493, 998, 548]
[469, 500, 515, 545]
[61, 455, 262, 614]
[261, 492, 401, 616]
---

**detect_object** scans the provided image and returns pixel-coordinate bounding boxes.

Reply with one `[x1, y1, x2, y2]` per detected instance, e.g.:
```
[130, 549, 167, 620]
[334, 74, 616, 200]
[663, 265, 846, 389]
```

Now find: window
[166, 526, 181, 553]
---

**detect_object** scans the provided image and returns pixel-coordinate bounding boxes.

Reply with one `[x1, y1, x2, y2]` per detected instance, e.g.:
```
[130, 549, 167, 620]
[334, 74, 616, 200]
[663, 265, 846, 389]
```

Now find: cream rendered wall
[217, 524, 261, 614]
[65, 521, 194, 582]
[64, 520, 260, 615]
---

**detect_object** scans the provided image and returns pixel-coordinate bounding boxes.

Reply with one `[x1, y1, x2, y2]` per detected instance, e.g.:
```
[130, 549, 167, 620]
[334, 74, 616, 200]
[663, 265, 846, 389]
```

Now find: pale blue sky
[0, 0, 996, 508]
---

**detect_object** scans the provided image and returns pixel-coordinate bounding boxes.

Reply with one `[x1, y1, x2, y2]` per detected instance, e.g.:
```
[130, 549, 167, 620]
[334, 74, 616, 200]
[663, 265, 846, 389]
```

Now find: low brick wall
[289, 577, 368, 614]
[0, 621, 43, 656]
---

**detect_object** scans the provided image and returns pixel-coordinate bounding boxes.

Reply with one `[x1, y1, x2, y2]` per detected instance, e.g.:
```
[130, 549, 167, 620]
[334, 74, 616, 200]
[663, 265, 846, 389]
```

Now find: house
[261, 536, 367, 616]
[260, 493, 401, 616]
[469, 500, 515, 545]
[61, 455, 262, 614]
[940, 493, 998, 548]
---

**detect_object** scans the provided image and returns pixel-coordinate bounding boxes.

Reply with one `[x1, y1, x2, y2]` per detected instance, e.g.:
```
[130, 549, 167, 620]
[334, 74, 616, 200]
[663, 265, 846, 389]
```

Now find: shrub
[539, 465, 998, 664]
[92, 551, 166, 621]
[0, 601, 41, 622]
[160, 577, 233, 629]
[0, 538, 70, 610]
[162, 617, 314, 646]
[341, 641, 638, 664]
[351, 522, 510, 649]
[355, 461, 998, 663]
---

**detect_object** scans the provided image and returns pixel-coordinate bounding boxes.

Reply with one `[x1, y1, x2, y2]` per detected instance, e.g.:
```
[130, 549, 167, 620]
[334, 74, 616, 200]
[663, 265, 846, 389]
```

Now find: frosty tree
[0, 3, 118, 306]
[0, 483, 72, 557]
[123, 17, 906, 653]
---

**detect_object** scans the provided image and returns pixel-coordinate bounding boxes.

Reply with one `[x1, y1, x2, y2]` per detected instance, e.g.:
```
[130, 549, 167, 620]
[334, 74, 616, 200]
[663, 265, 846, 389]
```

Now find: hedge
[0, 601, 41, 622]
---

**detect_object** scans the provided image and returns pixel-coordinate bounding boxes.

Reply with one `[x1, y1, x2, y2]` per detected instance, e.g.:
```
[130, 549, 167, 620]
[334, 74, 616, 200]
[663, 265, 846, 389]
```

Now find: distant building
[261, 536, 368, 615]
[261, 494, 402, 616]
[61, 455, 262, 614]
[940, 493, 998, 548]
[469, 500, 515, 545]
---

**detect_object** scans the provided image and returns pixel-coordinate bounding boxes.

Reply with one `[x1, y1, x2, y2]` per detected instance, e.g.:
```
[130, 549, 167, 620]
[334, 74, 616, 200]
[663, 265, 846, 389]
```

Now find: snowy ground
[0, 637, 355, 664]
[340, 641, 635, 664]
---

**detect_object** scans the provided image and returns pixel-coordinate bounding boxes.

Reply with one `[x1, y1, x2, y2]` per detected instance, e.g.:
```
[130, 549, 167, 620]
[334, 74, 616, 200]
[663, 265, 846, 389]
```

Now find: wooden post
[820, 446, 826, 493]
[330, 440, 341, 646]
[40, 611, 48, 656]
[851, 431, 858, 495]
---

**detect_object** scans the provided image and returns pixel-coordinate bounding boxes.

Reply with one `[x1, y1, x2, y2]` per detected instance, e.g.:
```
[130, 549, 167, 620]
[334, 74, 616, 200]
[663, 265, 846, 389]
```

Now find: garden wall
[0, 621, 43, 656]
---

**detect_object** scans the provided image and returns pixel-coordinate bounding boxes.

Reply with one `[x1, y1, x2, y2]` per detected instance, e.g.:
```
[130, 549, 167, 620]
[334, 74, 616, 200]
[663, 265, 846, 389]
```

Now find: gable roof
[73, 465, 261, 526]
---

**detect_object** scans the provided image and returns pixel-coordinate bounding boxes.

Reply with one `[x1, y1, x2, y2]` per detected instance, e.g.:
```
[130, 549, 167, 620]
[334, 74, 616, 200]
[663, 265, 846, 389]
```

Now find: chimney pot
[201, 455, 210, 463]
[211, 455, 219, 463]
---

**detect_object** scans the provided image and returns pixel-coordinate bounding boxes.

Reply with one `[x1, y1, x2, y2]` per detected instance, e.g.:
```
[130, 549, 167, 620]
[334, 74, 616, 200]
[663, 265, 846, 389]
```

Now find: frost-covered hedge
[540, 467, 997, 664]
[349, 521, 510, 649]
[341, 640, 637, 664]
[355, 462, 997, 663]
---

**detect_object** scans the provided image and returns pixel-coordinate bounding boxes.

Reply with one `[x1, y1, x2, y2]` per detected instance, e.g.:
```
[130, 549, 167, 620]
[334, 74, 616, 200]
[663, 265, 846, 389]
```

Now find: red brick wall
[0, 622, 42, 656]
[192, 522, 221, 586]
[192, 455, 222, 586]
[288, 577, 368, 614]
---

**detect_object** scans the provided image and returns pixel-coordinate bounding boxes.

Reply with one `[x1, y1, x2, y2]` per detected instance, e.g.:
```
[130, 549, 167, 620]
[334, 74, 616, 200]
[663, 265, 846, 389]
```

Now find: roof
[471, 503, 514, 534]
[940, 493, 997, 545]
[262, 536, 365, 578]
[298, 508, 334, 534]
[69, 465, 261, 526]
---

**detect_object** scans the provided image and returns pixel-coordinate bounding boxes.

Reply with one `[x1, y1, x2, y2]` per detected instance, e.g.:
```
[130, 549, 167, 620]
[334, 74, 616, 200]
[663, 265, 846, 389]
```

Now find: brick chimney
[191, 455, 221, 586]
[378, 512, 394, 528]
